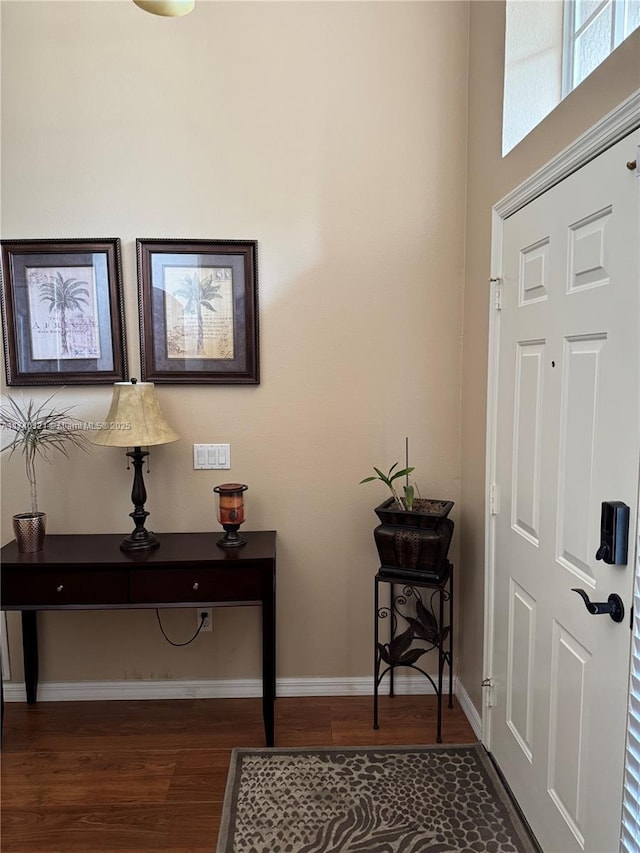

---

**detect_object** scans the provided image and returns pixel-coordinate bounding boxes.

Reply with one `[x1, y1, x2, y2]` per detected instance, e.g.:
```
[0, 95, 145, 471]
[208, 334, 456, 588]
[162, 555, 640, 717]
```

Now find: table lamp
[90, 378, 179, 552]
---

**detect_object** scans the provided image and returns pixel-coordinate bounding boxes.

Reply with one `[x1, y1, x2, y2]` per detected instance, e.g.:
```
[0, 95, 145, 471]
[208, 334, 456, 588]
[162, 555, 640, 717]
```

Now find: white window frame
[563, 0, 639, 97]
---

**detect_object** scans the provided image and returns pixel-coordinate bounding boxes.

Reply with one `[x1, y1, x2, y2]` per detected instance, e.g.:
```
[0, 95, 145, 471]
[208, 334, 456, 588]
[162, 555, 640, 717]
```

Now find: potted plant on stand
[0, 393, 89, 553]
[360, 462, 454, 582]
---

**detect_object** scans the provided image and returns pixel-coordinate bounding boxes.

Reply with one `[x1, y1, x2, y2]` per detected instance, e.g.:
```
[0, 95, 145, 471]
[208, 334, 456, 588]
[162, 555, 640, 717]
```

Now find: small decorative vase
[213, 483, 248, 547]
[373, 498, 454, 582]
[13, 512, 46, 554]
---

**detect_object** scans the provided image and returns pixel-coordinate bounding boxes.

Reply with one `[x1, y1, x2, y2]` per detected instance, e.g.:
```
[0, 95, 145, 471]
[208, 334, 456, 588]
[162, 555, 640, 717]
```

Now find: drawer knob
[56, 584, 64, 593]
[193, 582, 199, 590]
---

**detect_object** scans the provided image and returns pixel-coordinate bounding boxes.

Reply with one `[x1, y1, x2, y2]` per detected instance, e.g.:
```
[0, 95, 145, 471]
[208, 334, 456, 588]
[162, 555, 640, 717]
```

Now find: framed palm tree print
[137, 239, 259, 384]
[0, 238, 127, 385]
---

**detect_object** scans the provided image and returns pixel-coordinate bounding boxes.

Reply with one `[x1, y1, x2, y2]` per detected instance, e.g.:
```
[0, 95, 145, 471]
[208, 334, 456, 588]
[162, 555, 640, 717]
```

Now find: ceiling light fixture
[133, 0, 195, 17]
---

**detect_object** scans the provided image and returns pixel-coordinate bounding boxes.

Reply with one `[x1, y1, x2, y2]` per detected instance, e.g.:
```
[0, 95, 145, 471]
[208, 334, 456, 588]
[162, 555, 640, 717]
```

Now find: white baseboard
[3, 673, 460, 702]
[454, 676, 483, 739]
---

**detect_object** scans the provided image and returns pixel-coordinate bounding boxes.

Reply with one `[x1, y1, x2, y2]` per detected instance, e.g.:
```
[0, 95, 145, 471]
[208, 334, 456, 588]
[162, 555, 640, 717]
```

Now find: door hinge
[490, 277, 503, 311]
[490, 483, 500, 515]
[482, 677, 496, 708]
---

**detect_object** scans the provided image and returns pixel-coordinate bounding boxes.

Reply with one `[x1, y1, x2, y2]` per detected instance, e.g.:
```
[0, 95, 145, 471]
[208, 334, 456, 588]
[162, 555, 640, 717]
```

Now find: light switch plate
[193, 444, 231, 469]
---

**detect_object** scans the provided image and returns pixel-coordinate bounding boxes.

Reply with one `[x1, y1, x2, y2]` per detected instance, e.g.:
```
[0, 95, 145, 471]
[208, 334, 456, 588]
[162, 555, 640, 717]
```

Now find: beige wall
[1, 2, 470, 686]
[3, 0, 637, 716]
[459, 1, 640, 711]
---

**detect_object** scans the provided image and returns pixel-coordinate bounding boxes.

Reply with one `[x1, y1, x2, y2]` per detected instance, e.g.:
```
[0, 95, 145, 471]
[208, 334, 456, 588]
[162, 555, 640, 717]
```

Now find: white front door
[489, 132, 639, 853]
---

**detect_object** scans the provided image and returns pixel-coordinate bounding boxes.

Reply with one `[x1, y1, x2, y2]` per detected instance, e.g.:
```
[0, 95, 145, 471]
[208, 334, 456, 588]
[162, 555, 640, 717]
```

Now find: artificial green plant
[0, 393, 89, 515]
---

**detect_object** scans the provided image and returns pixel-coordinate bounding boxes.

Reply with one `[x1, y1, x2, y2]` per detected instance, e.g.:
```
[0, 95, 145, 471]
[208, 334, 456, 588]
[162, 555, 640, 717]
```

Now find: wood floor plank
[2, 750, 177, 806]
[1, 699, 266, 752]
[165, 749, 231, 803]
[0, 803, 220, 852]
[1, 695, 478, 852]
[0, 850, 212, 853]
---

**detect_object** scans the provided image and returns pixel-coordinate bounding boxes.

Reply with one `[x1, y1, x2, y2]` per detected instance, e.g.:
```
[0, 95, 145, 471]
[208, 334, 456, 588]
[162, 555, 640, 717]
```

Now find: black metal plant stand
[373, 561, 453, 743]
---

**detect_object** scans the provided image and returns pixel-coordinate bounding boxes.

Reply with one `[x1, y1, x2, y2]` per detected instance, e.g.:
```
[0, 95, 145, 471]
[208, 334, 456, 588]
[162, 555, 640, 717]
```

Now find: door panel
[512, 341, 545, 544]
[490, 132, 639, 853]
[548, 620, 591, 846]
[506, 579, 536, 759]
[557, 334, 606, 583]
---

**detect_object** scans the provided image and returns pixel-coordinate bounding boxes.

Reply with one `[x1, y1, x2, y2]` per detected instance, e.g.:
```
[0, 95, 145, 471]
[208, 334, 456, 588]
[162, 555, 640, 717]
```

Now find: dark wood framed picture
[0, 238, 128, 386]
[137, 239, 259, 385]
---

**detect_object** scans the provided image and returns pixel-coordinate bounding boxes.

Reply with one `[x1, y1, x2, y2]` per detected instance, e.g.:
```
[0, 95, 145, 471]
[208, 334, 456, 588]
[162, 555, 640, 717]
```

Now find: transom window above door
[503, 0, 640, 155]
[563, 0, 640, 95]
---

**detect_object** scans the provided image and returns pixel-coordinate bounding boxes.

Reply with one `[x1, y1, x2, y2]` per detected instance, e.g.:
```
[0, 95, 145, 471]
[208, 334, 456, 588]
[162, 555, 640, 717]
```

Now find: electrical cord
[155, 609, 207, 646]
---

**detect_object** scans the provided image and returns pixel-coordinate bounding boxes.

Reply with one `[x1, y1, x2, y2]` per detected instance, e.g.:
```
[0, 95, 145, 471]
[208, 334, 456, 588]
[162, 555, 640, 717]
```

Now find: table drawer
[130, 566, 263, 604]
[1, 570, 129, 607]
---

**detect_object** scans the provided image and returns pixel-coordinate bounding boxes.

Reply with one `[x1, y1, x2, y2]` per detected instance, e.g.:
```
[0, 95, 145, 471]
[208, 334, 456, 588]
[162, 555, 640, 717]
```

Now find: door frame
[483, 89, 640, 750]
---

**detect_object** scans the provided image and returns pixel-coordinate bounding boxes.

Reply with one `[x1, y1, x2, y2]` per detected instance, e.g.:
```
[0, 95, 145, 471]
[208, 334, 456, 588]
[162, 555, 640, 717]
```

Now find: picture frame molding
[0, 237, 128, 386]
[137, 238, 259, 385]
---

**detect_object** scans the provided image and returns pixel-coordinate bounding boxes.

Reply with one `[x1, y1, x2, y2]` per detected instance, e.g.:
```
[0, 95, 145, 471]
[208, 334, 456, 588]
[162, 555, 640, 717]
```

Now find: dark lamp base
[120, 529, 160, 552]
[121, 447, 161, 553]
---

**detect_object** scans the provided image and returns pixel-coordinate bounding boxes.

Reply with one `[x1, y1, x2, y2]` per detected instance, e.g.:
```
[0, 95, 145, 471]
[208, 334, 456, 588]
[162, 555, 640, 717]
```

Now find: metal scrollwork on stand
[373, 564, 453, 743]
[375, 585, 450, 694]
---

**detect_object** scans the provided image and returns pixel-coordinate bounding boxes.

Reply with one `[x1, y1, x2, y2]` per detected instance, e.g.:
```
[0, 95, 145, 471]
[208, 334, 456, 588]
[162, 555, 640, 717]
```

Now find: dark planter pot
[373, 498, 454, 583]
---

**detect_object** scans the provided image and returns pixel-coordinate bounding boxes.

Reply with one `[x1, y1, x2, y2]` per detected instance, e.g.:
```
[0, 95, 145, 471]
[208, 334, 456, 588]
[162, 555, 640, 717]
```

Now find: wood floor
[1, 694, 477, 852]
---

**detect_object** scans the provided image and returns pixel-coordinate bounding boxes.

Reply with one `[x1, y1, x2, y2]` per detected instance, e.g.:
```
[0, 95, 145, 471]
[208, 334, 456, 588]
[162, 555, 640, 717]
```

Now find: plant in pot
[0, 393, 90, 553]
[360, 462, 454, 581]
[359, 463, 417, 511]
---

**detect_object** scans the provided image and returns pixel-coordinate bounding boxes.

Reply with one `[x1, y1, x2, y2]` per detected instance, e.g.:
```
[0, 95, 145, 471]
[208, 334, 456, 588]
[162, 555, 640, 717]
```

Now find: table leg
[448, 566, 454, 708]
[373, 577, 380, 729]
[436, 587, 444, 743]
[262, 571, 276, 747]
[22, 611, 38, 705]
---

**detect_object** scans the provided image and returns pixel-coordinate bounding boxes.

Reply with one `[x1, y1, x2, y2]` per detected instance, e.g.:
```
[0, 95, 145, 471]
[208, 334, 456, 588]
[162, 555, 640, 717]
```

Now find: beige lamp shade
[90, 381, 179, 448]
[133, 0, 195, 17]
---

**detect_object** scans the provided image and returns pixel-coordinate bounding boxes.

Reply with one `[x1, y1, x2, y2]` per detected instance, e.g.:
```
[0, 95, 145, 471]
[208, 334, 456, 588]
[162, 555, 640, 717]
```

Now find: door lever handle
[571, 588, 625, 623]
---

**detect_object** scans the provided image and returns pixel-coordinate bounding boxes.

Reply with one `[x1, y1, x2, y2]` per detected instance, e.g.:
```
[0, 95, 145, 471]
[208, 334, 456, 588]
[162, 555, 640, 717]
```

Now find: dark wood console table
[0, 530, 277, 746]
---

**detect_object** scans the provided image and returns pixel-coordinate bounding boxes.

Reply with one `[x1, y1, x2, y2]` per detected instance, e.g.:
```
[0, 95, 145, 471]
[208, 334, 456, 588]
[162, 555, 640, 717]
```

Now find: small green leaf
[359, 462, 418, 502]
[389, 466, 415, 483]
[403, 484, 415, 510]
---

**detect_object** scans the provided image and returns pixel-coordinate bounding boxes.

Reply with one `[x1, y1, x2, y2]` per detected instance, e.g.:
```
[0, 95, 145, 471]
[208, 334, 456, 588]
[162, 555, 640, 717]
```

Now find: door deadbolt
[595, 501, 629, 565]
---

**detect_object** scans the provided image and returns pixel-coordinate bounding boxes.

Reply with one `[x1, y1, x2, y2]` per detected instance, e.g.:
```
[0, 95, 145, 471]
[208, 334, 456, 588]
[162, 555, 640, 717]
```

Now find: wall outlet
[197, 608, 213, 632]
